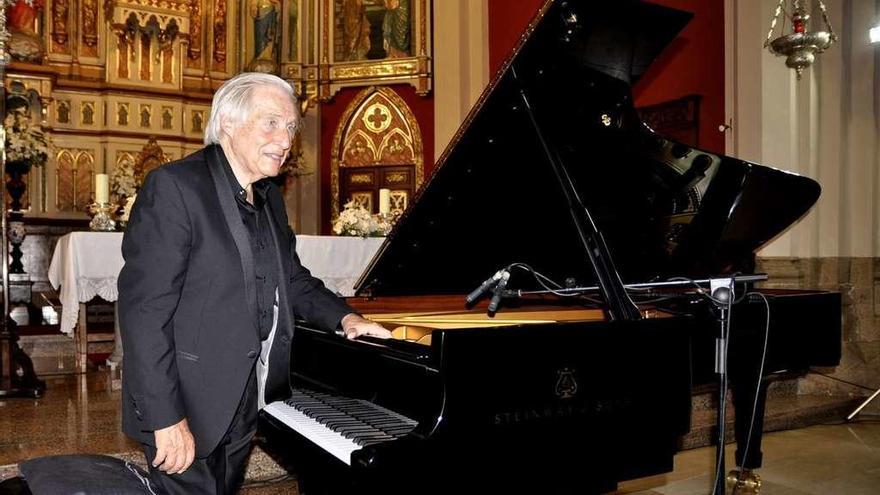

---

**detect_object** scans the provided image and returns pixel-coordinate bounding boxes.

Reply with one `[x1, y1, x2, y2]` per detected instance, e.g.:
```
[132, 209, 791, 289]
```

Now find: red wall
[319, 85, 434, 233]
[487, 0, 725, 154]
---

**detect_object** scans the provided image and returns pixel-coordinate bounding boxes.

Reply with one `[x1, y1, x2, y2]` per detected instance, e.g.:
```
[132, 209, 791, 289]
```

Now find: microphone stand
[497, 272, 765, 495]
[709, 278, 734, 495]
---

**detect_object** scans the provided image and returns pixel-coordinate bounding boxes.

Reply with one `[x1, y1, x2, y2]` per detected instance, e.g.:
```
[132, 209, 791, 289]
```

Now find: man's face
[222, 85, 298, 182]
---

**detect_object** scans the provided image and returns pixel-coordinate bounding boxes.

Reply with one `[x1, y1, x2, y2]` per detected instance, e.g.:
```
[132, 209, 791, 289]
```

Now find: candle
[379, 188, 390, 214]
[95, 173, 109, 204]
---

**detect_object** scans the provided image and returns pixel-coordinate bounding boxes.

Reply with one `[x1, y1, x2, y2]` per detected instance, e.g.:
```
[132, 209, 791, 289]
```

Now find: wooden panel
[637, 95, 701, 147]
[340, 164, 414, 214]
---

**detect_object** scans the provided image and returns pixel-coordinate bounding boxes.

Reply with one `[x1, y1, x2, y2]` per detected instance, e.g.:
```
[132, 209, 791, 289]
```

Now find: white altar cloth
[48, 232, 385, 335]
[294, 235, 385, 297]
[48, 232, 124, 336]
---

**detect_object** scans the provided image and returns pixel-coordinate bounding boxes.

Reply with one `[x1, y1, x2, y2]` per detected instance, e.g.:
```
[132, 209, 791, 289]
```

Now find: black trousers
[143, 368, 258, 495]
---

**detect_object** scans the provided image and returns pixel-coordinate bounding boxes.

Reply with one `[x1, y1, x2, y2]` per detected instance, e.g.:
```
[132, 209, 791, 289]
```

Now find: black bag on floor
[17, 454, 164, 495]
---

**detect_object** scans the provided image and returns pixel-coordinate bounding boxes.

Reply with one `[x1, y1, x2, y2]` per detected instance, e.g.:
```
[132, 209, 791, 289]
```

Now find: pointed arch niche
[331, 86, 424, 219]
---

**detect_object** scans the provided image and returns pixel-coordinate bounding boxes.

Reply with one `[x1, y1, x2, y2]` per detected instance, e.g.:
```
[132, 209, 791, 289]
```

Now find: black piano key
[284, 388, 419, 450]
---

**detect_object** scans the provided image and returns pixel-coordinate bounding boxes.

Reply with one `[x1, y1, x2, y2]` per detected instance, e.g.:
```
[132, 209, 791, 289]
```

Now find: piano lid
[354, 0, 820, 297]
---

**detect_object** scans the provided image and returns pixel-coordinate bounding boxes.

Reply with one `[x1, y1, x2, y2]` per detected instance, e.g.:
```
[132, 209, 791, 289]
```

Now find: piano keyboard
[263, 388, 418, 465]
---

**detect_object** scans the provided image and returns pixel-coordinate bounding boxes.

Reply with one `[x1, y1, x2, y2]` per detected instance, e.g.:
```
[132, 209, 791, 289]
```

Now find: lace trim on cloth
[59, 277, 119, 335]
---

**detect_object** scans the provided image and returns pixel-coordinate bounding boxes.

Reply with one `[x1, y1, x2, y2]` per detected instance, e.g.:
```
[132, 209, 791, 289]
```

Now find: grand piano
[261, 1, 841, 493]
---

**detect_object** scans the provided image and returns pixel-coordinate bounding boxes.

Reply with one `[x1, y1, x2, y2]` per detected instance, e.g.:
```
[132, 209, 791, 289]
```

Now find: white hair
[204, 72, 299, 145]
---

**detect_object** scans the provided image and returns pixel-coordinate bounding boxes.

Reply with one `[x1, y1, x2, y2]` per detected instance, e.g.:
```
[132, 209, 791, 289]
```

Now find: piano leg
[724, 315, 771, 493]
[726, 294, 775, 473]
[730, 378, 769, 469]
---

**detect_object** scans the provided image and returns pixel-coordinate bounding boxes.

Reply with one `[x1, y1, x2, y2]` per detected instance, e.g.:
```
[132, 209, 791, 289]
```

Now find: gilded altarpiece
[3, 0, 432, 220]
[331, 86, 423, 217]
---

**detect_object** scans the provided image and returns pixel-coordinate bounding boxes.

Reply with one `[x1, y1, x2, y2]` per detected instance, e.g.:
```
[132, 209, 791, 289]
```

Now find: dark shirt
[218, 150, 279, 341]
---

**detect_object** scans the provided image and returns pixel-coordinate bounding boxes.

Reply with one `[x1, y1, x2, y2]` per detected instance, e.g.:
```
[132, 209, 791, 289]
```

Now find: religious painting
[334, 0, 411, 62]
[286, 0, 298, 62]
[315, 0, 431, 101]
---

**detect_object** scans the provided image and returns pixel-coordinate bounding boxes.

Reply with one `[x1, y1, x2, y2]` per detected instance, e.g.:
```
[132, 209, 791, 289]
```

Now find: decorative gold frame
[330, 86, 424, 218]
[133, 137, 168, 184]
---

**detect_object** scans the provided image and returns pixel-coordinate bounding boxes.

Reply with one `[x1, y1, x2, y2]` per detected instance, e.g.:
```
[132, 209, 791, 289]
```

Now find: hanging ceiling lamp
[764, 0, 837, 79]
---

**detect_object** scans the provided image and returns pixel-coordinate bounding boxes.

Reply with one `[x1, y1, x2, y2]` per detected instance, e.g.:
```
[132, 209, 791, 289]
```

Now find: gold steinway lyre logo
[555, 368, 578, 399]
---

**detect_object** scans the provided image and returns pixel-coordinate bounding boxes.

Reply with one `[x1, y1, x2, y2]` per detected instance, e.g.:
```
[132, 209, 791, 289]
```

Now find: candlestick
[379, 188, 390, 214]
[95, 173, 109, 204]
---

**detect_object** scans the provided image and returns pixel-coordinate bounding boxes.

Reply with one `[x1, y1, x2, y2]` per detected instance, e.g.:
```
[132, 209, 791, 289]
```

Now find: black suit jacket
[119, 145, 353, 457]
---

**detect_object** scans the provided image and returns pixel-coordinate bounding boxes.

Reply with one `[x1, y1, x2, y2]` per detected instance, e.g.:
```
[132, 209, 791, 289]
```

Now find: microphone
[487, 270, 511, 314]
[465, 269, 505, 305]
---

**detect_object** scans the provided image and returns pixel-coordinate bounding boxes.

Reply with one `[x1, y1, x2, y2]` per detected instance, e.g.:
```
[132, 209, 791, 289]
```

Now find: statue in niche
[57, 101, 70, 124]
[7, 0, 45, 61]
[247, 0, 281, 73]
[118, 105, 129, 126]
[192, 111, 203, 133]
[82, 104, 94, 125]
[162, 109, 173, 129]
[140, 107, 151, 128]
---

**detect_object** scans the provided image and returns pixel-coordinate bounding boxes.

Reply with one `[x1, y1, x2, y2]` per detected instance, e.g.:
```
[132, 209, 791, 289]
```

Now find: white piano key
[264, 401, 360, 465]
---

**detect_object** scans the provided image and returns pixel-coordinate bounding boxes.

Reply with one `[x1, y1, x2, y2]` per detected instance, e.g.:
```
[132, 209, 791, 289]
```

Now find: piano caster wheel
[726, 469, 762, 494]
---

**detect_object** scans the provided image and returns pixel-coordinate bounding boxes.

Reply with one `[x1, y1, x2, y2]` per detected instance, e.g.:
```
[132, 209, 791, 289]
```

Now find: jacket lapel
[206, 145, 260, 335]
[263, 196, 296, 401]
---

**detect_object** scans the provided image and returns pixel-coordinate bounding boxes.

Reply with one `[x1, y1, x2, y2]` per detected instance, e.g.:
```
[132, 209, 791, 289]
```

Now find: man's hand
[153, 418, 196, 475]
[341, 313, 392, 340]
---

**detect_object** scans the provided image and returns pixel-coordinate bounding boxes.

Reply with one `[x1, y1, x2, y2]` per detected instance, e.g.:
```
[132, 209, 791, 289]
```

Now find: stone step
[682, 388, 863, 450]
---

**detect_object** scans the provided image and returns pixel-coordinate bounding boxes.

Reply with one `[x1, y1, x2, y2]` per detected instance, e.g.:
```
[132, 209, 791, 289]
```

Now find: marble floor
[616, 421, 880, 494]
[0, 370, 878, 494]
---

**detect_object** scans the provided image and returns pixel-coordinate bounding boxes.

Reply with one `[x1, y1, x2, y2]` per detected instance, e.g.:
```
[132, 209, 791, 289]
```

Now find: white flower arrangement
[111, 161, 138, 199]
[4, 111, 51, 168]
[332, 200, 392, 237]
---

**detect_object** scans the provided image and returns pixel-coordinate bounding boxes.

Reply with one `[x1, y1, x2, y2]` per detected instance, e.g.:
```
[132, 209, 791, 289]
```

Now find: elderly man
[119, 72, 390, 494]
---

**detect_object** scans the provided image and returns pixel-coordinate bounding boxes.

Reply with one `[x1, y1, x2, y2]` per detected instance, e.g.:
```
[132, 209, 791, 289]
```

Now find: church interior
[0, 0, 879, 493]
